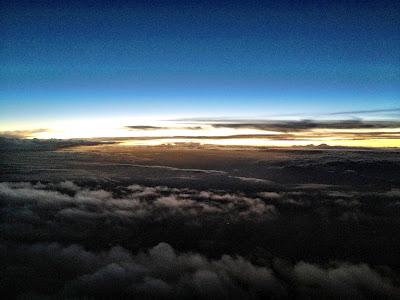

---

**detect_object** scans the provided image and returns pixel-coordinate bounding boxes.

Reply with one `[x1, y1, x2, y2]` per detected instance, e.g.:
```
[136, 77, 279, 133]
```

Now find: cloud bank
[2, 241, 398, 299]
[1, 181, 400, 298]
[0, 137, 115, 151]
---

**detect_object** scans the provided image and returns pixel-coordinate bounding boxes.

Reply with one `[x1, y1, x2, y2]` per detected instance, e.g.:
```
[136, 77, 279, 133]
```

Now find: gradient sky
[1, 0, 399, 127]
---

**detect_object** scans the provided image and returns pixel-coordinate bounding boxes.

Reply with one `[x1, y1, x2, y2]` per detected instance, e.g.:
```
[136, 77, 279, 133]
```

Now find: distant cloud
[121, 131, 400, 141]
[326, 107, 400, 116]
[0, 181, 278, 221]
[98, 162, 228, 175]
[126, 125, 202, 130]
[0, 128, 48, 138]
[173, 107, 400, 121]
[125, 126, 165, 130]
[0, 137, 115, 151]
[210, 120, 400, 132]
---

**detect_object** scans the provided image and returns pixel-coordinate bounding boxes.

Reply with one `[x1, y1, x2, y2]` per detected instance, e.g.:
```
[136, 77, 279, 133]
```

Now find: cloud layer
[2, 241, 398, 299]
[0, 137, 115, 151]
[1, 181, 400, 298]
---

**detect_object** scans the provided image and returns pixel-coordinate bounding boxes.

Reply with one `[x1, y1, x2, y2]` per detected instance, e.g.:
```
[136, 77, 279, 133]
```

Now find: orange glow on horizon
[1, 118, 399, 148]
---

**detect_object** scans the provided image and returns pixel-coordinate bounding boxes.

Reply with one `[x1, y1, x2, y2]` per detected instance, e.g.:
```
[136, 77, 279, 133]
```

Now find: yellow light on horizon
[1, 118, 399, 148]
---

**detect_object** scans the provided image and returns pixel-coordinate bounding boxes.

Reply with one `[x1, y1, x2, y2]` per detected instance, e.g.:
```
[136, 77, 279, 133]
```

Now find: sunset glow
[2, 1, 400, 298]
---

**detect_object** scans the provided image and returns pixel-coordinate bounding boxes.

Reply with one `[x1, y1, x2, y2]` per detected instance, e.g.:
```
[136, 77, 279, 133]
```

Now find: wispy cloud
[326, 107, 400, 116]
[174, 107, 400, 121]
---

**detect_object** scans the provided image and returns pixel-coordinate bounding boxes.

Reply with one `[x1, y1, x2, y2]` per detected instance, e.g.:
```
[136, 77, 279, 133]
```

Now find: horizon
[1, 1, 400, 299]
[1, 0, 399, 149]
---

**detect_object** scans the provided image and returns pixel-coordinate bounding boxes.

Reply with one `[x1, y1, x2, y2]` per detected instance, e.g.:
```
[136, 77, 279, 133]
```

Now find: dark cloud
[1, 181, 400, 268]
[0, 137, 115, 151]
[120, 130, 400, 142]
[126, 126, 166, 130]
[125, 126, 202, 130]
[1, 240, 398, 299]
[1, 144, 400, 298]
[210, 120, 400, 132]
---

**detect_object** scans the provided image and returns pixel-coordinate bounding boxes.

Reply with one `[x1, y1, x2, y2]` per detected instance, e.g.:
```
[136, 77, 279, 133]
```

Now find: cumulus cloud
[0, 181, 278, 223]
[1, 241, 398, 299]
[1, 180, 400, 298]
[56, 180, 82, 192]
[292, 261, 398, 298]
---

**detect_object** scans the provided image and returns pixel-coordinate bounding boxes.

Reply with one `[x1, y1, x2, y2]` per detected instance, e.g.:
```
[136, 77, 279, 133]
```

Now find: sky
[0, 0, 399, 145]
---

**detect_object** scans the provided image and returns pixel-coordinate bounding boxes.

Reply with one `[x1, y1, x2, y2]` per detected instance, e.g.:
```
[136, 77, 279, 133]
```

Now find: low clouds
[291, 261, 398, 298]
[0, 128, 48, 138]
[0, 181, 284, 298]
[1, 180, 400, 299]
[1, 240, 398, 299]
[1, 145, 400, 299]
[0, 181, 278, 222]
[0, 137, 115, 151]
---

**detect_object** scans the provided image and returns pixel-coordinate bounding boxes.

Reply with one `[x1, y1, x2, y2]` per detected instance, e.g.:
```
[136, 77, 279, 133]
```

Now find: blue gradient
[1, 0, 399, 122]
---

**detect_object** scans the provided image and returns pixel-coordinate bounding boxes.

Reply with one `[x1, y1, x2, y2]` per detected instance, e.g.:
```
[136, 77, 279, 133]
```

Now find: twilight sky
[0, 0, 399, 145]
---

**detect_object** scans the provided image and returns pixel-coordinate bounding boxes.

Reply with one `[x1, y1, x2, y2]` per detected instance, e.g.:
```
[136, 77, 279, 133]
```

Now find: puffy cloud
[0, 181, 277, 223]
[1, 241, 398, 299]
[258, 192, 282, 199]
[57, 180, 81, 192]
[293, 262, 398, 298]
[1, 180, 400, 298]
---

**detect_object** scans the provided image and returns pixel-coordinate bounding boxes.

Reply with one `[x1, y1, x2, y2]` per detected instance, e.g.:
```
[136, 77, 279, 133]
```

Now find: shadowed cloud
[209, 120, 400, 132]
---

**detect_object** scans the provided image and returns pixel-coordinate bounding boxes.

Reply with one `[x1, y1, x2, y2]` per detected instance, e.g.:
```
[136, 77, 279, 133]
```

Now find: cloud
[258, 192, 282, 199]
[210, 120, 400, 132]
[230, 176, 276, 185]
[0, 181, 278, 223]
[1, 241, 398, 299]
[120, 119, 400, 144]
[125, 126, 202, 130]
[56, 180, 81, 192]
[0, 128, 48, 138]
[326, 107, 400, 116]
[174, 108, 400, 121]
[0, 137, 115, 151]
[1, 180, 400, 298]
[120, 130, 400, 143]
[292, 261, 398, 298]
[110, 163, 228, 175]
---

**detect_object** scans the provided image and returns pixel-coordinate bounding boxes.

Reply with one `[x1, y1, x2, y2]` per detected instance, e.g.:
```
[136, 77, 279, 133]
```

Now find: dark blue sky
[1, 0, 399, 122]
